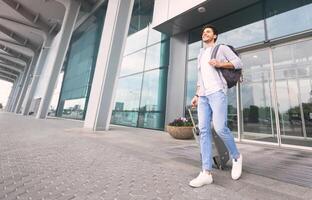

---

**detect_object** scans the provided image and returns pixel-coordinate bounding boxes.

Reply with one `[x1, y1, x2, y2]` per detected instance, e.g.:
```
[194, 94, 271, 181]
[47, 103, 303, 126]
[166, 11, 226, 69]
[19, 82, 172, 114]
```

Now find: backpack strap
[210, 44, 227, 87]
[210, 44, 222, 60]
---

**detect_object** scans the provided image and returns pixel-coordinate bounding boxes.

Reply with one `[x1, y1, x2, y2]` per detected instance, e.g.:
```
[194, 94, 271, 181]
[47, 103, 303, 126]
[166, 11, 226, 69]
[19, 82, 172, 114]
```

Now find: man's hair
[201, 24, 218, 42]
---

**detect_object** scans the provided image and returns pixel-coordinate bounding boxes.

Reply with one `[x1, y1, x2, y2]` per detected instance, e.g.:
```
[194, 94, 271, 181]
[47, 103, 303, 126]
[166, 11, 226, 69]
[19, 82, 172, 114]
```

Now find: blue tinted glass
[145, 40, 169, 70]
[111, 111, 138, 127]
[140, 69, 167, 112]
[188, 41, 201, 60]
[120, 49, 146, 76]
[266, 3, 312, 39]
[56, 6, 105, 120]
[217, 21, 265, 48]
[114, 74, 143, 111]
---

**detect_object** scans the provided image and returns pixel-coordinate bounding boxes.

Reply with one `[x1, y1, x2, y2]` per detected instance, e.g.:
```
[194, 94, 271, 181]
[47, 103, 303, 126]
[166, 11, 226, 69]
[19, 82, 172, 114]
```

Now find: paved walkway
[0, 112, 312, 200]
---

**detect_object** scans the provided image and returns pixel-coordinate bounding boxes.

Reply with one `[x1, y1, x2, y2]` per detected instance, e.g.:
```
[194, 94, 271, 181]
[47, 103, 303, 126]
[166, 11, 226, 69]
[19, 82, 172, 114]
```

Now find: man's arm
[209, 45, 242, 69]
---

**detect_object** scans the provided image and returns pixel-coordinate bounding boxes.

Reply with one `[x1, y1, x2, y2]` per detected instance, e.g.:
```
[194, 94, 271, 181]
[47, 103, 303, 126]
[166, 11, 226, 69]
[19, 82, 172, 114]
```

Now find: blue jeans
[198, 90, 240, 171]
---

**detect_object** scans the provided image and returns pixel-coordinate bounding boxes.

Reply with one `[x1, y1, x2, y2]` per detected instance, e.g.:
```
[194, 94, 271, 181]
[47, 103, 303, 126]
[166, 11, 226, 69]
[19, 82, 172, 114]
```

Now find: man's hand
[209, 59, 234, 69]
[208, 59, 222, 68]
[191, 96, 198, 107]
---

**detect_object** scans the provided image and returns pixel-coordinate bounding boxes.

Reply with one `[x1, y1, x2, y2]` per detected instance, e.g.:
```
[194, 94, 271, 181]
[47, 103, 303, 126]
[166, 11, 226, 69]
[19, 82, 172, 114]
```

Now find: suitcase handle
[187, 108, 197, 128]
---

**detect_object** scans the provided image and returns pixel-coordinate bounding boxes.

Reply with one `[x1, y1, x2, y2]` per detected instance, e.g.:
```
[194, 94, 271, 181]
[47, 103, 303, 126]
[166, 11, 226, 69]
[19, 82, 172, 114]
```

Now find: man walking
[189, 24, 243, 187]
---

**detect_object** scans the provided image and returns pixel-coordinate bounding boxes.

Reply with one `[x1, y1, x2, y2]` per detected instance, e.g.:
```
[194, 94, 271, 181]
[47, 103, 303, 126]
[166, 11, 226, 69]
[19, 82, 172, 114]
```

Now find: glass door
[240, 49, 278, 143]
[272, 39, 312, 147]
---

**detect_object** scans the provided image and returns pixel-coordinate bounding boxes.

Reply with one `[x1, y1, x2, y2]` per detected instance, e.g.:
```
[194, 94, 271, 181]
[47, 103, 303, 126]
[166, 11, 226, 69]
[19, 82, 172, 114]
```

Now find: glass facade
[266, 0, 312, 39]
[186, 1, 312, 147]
[111, 0, 169, 130]
[55, 6, 106, 120]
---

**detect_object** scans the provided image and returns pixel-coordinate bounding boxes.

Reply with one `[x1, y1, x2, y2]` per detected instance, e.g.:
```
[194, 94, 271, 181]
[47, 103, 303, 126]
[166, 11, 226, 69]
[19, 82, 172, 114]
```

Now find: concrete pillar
[84, 0, 134, 131]
[10, 72, 25, 112]
[164, 32, 188, 125]
[36, 0, 81, 119]
[14, 54, 39, 113]
[5, 80, 17, 111]
[22, 41, 51, 115]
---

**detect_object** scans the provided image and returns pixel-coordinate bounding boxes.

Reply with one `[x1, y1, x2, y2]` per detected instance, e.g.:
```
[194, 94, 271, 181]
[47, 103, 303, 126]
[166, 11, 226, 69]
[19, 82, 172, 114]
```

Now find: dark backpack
[210, 44, 242, 88]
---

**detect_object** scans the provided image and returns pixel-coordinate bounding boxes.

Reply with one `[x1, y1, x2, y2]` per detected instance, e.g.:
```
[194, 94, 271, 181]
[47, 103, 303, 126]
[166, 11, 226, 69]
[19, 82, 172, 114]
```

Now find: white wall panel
[152, 0, 205, 27]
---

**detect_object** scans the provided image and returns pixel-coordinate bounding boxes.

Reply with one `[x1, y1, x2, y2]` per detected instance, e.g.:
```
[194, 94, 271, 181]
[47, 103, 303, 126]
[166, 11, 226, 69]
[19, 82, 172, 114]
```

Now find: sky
[0, 80, 13, 107]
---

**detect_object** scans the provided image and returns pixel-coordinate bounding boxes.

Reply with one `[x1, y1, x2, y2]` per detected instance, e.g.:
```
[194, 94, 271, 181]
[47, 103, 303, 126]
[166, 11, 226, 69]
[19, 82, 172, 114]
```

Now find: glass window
[114, 74, 143, 111]
[217, 21, 265, 48]
[111, 0, 169, 130]
[111, 111, 138, 127]
[240, 49, 277, 142]
[138, 69, 168, 130]
[111, 74, 143, 127]
[124, 27, 148, 54]
[185, 60, 197, 107]
[215, 2, 265, 48]
[188, 41, 201, 60]
[266, 1, 312, 39]
[61, 98, 86, 119]
[120, 49, 146, 76]
[56, 6, 105, 120]
[273, 39, 312, 146]
[139, 69, 167, 112]
[145, 40, 169, 70]
[188, 2, 265, 47]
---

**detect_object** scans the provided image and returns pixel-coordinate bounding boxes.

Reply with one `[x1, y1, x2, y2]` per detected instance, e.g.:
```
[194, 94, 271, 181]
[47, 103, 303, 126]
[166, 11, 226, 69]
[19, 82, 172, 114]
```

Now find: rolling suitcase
[188, 108, 230, 170]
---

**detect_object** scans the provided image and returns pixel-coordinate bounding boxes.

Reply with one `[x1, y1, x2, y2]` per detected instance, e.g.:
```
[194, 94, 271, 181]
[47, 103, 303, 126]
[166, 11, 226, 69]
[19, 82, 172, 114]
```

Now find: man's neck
[203, 41, 215, 48]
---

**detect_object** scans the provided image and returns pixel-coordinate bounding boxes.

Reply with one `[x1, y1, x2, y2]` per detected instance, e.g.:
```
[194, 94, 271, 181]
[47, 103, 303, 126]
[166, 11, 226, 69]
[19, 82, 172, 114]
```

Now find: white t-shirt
[199, 47, 224, 95]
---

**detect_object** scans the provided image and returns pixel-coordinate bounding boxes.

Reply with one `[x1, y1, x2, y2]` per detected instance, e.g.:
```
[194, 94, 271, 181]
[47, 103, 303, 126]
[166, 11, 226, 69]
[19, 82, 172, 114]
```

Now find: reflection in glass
[120, 50, 145, 76]
[227, 87, 238, 135]
[114, 74, 142, 111]
[188, 41, 201, 60]
[138, 69, 168, 129]
[61, 98, 86, 119]
[273, 39, 312, 147]
[145, 41, 169, 70]
[217, 21, 265, 48]
[266, 2, 312, 39]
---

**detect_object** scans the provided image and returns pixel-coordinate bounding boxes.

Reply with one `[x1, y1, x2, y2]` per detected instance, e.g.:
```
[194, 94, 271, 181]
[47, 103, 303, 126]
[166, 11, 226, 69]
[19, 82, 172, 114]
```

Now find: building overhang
[152, 0, 260, 36]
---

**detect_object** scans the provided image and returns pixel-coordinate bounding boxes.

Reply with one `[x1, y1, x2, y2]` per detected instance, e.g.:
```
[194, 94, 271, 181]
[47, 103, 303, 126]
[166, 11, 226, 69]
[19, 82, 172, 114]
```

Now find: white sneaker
[231, 154, 243, 180]
[189, 171, 213, 187]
